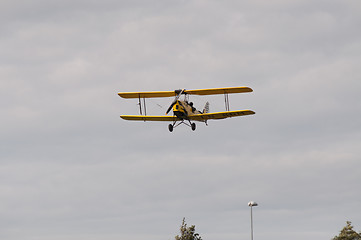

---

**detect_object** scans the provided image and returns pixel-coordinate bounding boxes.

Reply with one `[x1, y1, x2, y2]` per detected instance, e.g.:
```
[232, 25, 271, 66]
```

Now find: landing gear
[168, 120, 196, 132]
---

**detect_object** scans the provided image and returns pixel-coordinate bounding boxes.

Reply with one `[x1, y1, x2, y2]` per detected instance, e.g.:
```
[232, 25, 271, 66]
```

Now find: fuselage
[172, 100, 202, 119]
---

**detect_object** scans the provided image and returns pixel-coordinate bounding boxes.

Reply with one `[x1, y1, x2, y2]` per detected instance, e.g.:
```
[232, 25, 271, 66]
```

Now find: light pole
[248, 201, 258, 240]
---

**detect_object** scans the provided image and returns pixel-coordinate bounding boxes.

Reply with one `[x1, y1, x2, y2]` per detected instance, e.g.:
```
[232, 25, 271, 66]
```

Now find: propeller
[166, 89, 185, 114]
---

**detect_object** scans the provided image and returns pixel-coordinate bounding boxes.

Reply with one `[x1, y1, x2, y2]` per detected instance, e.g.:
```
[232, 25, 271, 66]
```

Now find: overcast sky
[1, 1, 361, 240]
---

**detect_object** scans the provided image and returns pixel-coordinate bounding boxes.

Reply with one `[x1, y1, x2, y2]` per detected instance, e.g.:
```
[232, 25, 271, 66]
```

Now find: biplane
[118, 87, 255, 132]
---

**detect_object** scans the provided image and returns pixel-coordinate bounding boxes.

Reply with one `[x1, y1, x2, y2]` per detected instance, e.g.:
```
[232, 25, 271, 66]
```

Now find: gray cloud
[1, 0, 361, 240]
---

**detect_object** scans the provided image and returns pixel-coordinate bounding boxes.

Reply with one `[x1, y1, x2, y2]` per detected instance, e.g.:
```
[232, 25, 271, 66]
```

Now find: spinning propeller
[166, 89, 185, 114]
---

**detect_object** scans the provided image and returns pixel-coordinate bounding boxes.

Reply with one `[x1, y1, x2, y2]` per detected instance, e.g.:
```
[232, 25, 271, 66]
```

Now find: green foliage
[175, 218, 202, 240]
[333, 221, 361, 240]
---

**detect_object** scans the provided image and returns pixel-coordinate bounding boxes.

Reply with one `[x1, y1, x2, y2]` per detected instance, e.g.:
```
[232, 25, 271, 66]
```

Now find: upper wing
[185, 87, 252, 95]
[120, 115, 177, 121]
[118, 91, 177, 99]
[188, 110, 255, 121]
[118, 87, 252, 98]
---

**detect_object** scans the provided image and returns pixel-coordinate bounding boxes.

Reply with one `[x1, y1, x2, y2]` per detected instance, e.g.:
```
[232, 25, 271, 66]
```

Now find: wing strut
[137, 95, 147, 120]
[143, 98, 147, 115]
[138, 95, 142, 115]
[224, 93, 230, 111]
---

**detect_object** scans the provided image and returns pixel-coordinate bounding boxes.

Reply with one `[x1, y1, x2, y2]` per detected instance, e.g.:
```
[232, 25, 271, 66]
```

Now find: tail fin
[203, 102, 209, 113]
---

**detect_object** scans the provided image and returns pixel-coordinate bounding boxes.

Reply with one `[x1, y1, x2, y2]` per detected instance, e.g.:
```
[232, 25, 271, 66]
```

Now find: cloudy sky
[1, 0, 361, 239]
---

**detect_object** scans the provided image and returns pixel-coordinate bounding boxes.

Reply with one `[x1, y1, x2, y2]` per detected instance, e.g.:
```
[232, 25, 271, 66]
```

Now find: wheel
[168, 124, 173, 132]
[191, 123, 196, 131]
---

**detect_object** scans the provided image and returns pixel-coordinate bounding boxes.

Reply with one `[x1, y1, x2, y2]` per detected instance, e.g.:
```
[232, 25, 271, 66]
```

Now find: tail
[203, 102, 209, 113]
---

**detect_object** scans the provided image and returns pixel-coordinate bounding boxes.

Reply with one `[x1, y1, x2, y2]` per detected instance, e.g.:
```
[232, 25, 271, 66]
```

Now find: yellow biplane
[118, 87, 255, 132]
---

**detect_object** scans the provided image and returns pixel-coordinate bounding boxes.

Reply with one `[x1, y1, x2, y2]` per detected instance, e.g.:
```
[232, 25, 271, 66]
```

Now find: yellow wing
[118, 91, 177, 99]
[120, 115, 177, 121]
[185, 87, 252, 95]
[118, 87, 252, 99]
[188, 110, 255, 121]
[121, 110, 254, 123]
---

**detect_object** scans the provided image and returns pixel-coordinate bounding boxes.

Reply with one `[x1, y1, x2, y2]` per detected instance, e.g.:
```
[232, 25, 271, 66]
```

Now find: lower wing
[188, 110, 255, 121]
[120, 110, 255, 122]
[120, 115, 177, 121]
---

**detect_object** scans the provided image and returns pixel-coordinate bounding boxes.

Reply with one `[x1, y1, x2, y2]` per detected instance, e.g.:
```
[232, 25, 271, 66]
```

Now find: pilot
[189, 102, 196, 112]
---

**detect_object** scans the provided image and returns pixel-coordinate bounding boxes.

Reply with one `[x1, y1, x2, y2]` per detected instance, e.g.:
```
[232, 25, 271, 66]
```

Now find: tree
[333, 221, 361, 240]
[175, 218, 202, 240]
